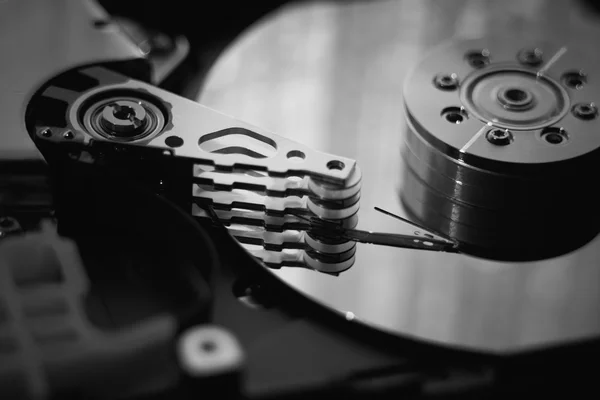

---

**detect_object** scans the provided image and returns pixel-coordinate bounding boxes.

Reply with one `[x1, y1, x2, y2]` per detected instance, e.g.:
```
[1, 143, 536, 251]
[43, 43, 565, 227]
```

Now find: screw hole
[446, 114, 463, 123]
[441, 107, 468, 124]
[545, 133, 563, 144]
[541, 127, 568, 145]
[434, 73, 459, 90]
[562, 71, 587, 89]
[63, 131, 74, 140]
[327, 160, 345, 170]
[465, 49, 491, 69]
[286, 150, 306, 162]
[165, 136, 184, 148]
[572, 103, 598, 120]
[517, 48, 543, 66]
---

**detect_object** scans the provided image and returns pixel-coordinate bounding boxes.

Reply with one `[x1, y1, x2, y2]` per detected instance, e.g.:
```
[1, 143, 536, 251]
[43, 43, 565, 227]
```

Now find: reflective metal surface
[401, 38, 600, 261]
[0, 0, 144, 160]
[199, 0, 600, 353]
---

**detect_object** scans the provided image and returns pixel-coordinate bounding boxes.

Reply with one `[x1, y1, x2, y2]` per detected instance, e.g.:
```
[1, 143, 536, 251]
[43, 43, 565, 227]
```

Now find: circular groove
[402, 38, 600, 261]
[81, 93, 166, 143]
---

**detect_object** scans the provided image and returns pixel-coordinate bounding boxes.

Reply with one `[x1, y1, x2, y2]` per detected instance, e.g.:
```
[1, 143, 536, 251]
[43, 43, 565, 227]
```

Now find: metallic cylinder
[401, 38, 600, 261]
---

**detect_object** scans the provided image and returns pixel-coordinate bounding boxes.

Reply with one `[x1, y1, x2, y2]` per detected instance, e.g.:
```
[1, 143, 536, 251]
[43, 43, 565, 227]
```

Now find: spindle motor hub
[402, 39, 600, 261]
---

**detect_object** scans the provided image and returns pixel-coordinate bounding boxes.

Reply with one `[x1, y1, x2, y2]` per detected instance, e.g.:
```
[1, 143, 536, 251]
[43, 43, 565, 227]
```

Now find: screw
[40, 128, 52, 138]
[100, 100, 147, 137]
[63, 131, 74, 140]
[441, 107, 468, 124]
[572, 103, 598, 120]
[486, 129, 513, 146]
[562, 71, 587, 89]
[434, 73, 459, 90]
[518, 48, 543, 66]
[465, 49, 491, 69]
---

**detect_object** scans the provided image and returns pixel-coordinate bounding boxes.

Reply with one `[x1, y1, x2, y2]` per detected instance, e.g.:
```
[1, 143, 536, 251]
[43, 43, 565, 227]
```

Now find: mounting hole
[465, 49, 491, 69]
[63, 131, 74, 140]
[572, 103, 598, 120]
[286, 150, 306, 162]
[541, 127, 568, 145]
[165, 136, 184, 148]
[327, 160, 345, 170]
[434, 73, 459, 90]
[517, 48, 543, 66]
[562, 71, 587, 89]
[441, 107, 468, 124]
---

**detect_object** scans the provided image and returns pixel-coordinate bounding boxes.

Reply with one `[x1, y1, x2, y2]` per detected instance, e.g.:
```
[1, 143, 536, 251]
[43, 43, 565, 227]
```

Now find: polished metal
[198, 0, 600, 353]
[100, 100, 147, 135]
[83, 96, 166, 141]
[402, 38, 600, 260]
[31, 66, 364, 272]
[50, 66, 359, 186]
[0, 0, 144, 161]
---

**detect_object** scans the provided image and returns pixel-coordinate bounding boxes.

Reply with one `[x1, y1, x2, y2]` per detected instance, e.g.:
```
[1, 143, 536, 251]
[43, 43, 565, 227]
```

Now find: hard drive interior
[197, 0, 600, 353]
[3, 0, 600, 398]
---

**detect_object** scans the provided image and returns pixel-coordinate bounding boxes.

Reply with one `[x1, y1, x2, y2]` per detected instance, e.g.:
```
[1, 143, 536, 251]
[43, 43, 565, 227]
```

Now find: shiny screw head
[63, 131, 74, 140]
[572, 103, 598, 120]
[465, 49, 491, 68]
[518, 48, 543, 66]
[100, 100, 147, 137]
[434, 73, 459, 90]
[40, 128, 52, 138]
[562, 71, 587, 89]
[486, 128, 513, 146]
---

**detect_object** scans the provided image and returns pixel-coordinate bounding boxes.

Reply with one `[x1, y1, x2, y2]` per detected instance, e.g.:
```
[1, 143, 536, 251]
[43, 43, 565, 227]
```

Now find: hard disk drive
[2, 0, 600, 398]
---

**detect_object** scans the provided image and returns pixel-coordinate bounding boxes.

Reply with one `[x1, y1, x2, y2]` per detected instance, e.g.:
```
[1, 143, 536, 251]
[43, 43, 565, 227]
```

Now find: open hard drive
[3, 0, 600, 398]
